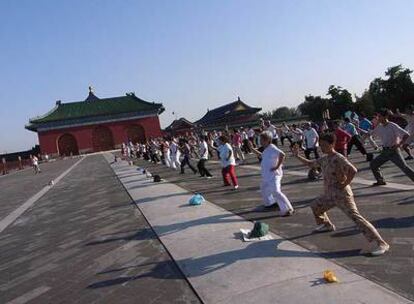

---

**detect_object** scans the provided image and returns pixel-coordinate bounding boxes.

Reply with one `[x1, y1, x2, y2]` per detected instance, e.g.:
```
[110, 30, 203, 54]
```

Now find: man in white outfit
[251, 131, 294, 216]
[169, 138, 181, 170]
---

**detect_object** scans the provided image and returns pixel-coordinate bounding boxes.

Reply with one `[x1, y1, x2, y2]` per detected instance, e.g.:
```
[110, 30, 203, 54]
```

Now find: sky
[1, 0, 414, 152]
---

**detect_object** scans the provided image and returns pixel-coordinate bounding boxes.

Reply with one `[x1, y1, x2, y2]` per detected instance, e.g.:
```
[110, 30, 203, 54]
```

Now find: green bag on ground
[249, 222, 269, 238]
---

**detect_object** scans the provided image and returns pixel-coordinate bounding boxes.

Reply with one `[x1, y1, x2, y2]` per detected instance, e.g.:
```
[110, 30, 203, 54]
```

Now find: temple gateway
[26, 88, 164, 157]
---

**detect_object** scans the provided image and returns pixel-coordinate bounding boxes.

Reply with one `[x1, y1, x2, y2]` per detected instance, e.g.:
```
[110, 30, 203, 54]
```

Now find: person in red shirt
[330, 120, 352, 157]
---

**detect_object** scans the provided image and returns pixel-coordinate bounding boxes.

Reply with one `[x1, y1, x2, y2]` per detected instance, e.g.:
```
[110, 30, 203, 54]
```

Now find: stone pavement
[0, 155, 200, 304]
[133, 147, 414, 302]
[0, 158, 80, 219]
[112, 156, 411, 304]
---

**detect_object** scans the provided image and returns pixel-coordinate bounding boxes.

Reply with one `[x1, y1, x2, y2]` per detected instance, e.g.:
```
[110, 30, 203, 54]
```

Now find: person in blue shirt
[343, 118, 373, 162]
[359, 113, 379, 150]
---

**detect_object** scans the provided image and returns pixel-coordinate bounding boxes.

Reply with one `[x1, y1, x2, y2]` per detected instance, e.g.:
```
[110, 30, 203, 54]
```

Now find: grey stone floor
[0, 155, 200, 304]
[0, 158, 79, 219]
[134, 147, 414, 301]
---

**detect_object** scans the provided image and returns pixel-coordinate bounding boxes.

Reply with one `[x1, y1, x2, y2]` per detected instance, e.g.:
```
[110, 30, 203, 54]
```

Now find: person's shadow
[176, 239, 359, 277]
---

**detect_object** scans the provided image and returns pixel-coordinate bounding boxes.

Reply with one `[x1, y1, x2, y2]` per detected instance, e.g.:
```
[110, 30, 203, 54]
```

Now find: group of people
[124, 106, 414, 257]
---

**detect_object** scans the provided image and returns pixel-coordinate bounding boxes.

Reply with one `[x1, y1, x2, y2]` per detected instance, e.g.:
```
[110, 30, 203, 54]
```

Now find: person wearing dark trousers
[197, 136, 213, 178]
[303, 123, 320, 159]
[344, 118, 373, 162]
[370, 109, 414, 186]
[179, 140, 197, 174]
[304, 147, 319, 159]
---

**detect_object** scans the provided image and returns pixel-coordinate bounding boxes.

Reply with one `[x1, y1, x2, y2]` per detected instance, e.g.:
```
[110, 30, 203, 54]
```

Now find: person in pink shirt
[232, 129, 245, 163]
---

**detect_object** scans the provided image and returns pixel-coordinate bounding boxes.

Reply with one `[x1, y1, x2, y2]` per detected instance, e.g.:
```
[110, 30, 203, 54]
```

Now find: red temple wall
[37, 116, 163, 156]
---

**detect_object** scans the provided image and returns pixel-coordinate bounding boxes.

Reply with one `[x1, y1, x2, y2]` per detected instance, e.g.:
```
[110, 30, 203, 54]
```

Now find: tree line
[262, 65, 414, 122]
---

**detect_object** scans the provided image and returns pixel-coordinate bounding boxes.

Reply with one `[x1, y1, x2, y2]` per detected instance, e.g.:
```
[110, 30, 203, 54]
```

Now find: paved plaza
[0, 155, 200, 304]
[0, 150, 413, 303]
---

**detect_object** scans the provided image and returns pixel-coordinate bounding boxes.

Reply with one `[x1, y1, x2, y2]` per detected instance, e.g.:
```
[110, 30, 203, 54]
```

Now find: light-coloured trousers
[233, 146, 245, 161]
[170, 153, 181, 170]
[164, 151, 171, 167]
[260, 175, 293, 213]
[311, 194, 385, 244]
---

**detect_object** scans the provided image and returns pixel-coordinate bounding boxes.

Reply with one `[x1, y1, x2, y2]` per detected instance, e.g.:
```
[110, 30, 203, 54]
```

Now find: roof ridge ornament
[85, 85, 99, 102]
[237, 96, 241, 102]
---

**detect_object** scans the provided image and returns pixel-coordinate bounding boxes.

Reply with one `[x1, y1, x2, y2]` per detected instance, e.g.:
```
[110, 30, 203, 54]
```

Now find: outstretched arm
[247, 140, 262, 156]
[291, 144, 316, 167]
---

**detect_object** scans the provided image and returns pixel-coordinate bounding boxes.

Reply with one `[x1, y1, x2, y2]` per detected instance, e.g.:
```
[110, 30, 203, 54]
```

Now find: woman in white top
[251, 131, 294, 216]
[211, 135, 239, 189]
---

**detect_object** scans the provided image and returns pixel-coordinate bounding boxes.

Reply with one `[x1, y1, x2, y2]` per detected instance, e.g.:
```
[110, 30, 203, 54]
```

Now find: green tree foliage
[297, 65, 414, 120]
[298, 95, 329, 121]
[261, 106, 298, 120]
[368, 65, 414, 111]
[354, 90, 375, 116]
[326, 85, 353, 119]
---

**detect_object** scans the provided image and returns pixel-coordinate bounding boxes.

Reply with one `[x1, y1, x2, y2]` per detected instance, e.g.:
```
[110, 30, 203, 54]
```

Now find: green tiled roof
[196, 97, 261, 126]
[29, 92, 164, 124]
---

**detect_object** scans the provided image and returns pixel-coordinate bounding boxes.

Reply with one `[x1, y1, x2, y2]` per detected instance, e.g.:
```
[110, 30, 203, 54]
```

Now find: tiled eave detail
[26, 111, 160, 132]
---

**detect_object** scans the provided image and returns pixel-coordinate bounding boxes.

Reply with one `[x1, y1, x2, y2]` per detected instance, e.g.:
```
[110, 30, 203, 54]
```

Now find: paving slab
[0, 155, 200, 304]
[0, 157, 80, 219]
[109, 156, 412, 304]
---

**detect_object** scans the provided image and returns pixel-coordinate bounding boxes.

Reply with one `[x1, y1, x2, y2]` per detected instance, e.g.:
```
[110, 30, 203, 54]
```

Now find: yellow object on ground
[323, 270, 339, 283]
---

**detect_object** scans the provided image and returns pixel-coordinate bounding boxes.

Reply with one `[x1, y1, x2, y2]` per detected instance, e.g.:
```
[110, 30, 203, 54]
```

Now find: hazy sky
[1, 0, 414, 152]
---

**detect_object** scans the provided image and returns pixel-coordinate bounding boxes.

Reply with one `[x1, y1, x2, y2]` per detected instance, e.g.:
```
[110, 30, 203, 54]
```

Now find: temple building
[195, 97, 262, 130]
[26, 88, 164, 156]
[164, 118, 195, 136]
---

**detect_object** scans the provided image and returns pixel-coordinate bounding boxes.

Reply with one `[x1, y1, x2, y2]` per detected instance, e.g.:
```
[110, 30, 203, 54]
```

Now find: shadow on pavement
[88, 261, 184, 289]
[176, 239, 360, 278]
[85, 228, 155, 246]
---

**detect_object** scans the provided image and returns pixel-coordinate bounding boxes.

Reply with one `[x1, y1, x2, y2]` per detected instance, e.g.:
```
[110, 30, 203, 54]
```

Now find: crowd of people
[122, 107, 414, 256]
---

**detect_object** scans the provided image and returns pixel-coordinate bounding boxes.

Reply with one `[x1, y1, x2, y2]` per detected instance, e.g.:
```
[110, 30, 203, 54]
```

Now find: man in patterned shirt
[292, 133, 389, 256]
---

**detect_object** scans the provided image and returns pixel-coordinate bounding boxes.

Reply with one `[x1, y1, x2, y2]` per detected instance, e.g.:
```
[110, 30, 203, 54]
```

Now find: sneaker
[366, 153, 374, 162]
[206, 176, 213, 179]
[372, 181, 387, 186]
[280, 209, 295, 217]
[313, 223, 336, 233]
[370, 243, 390, 256]
[405, 156, 414, 160]
[233, 185, 239, 190]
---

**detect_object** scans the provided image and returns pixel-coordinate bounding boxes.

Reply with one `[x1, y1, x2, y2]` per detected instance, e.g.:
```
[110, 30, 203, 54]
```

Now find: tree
[326, 85, 354, 119]
[260, 106, 299, 121]
[273, 106, 295, 119]
[298, 95, 329, 121]
[367, 65, 414, 111]
[355, 90, 375, 116]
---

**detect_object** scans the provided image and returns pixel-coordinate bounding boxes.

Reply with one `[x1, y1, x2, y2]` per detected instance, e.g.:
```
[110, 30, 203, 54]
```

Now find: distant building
[164, 118, 195, 136]
[26, 88, 164, 156]
[195, 97, 262, 130]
